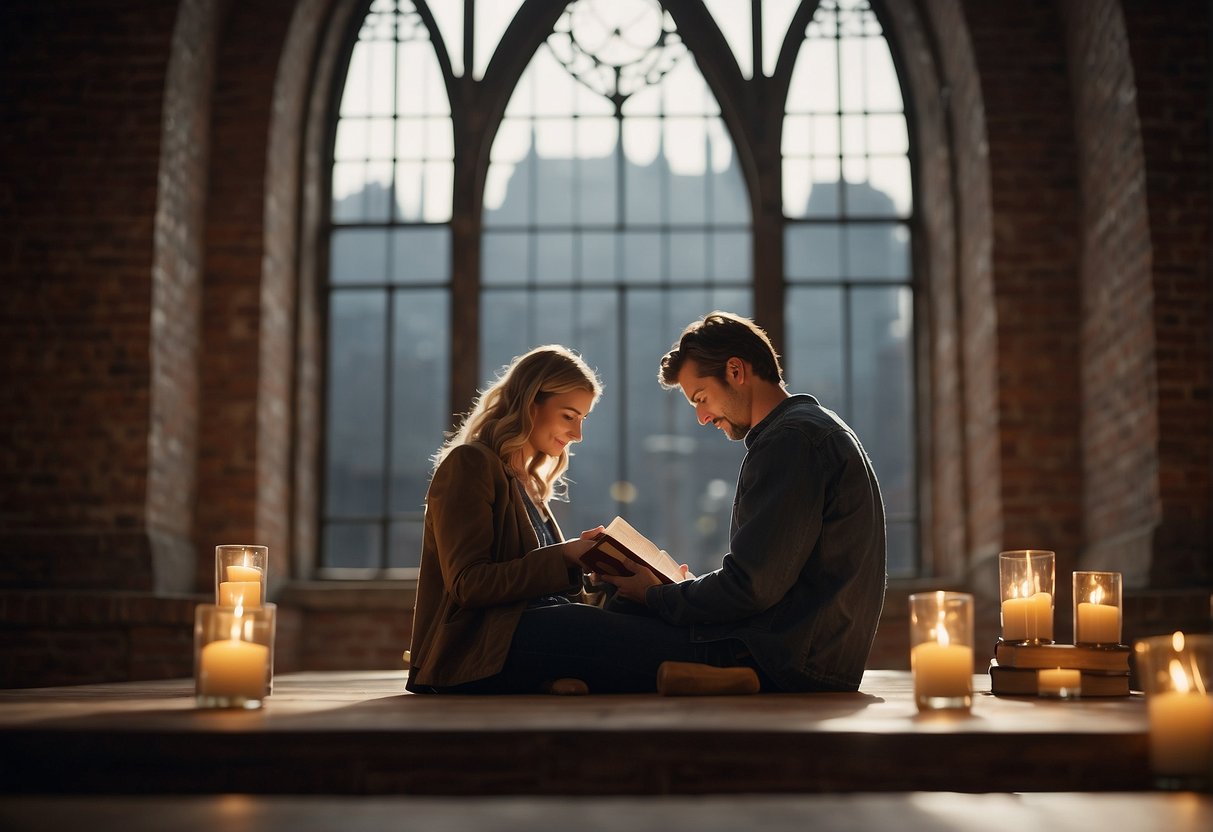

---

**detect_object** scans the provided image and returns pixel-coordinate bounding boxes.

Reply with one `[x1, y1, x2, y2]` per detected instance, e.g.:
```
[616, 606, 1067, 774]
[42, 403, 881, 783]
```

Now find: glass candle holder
[194, 602, 276, 709]
[1073, 571, 1122, 646]
[998, 550, 1055, 644]
[1134, 632, 1213, 790]
[1038, 668, 1081, 699]
[215, 544, 267, 608]
[909, 591, 974, 712]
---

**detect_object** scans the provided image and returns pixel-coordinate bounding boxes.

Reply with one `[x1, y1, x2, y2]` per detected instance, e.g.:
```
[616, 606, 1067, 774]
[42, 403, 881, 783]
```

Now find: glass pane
[482, 231, 528, 285]
[392, 160, 453, 222]
[579, 231, 617, 283]
[390, 226, 450, 284]
[396, 118, 454, 161]
[886, 521, 915, 579]
[427, 0, 464, 77]
[323, 522, 382, 569]
[341, 41, 394, 117]
[334, 118, 393, 161]
[711, 231, 750, 282]
[785, 223, 842, 280]
[576, 119, 618, 225]
[782, 114, 810, 156]
[623, 118, 663, 224]
[785, 286, 844, 413]
[669, 231, 707, 283]
[870, 156, 912, 218]
[397, 39, 449, 117]
[868, 114, 908, 155]
[864, 39, 903, 112]
[703, 0, 752, 78]
[391, 290, 450, 515]
[709, 144, 749, 223]
[804, 163, 842, 217]
[762, 0, 801, 77]
[621, 231, 663, 283]
[849, 286, 913, 516]
[331, 161, 393, 223]
[787, 38, 837, 114]
[325, 290, 387, 516]
[845, 223, 909, 280]
[480, 289, 532, 369]
[388, 519, 424, 569]
[473, 0, 527, 80]
[535, 231, 575, 284]
[782, 158, 811, 219]
[330, 229, 388, 285]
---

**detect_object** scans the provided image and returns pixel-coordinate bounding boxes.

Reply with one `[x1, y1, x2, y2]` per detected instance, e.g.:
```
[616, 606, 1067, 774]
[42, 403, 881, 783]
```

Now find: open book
[538, 516, 684, 584]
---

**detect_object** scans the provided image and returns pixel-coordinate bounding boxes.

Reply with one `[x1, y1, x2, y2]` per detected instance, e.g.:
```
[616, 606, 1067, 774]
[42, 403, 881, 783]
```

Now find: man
[599, 310, 887, 692]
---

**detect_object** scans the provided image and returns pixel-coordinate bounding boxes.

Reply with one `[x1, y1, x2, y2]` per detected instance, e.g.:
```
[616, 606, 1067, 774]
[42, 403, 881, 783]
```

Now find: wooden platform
[0, 670, 1156, 795]
[2, 793, 1212, 832]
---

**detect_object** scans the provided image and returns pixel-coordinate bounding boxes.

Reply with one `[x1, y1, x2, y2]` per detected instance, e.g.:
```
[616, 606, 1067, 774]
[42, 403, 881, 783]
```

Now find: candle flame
[229, 600, 244, 641]
[1090, 584, 1104, 606]
[1172, 631, 1185, 652]
[1169, 658, 1190, 694]
[935, 598, 950, 647]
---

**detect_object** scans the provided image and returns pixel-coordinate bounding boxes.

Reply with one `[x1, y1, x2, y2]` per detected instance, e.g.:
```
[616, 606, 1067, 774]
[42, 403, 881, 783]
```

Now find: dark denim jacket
[647, 394, 887, 691]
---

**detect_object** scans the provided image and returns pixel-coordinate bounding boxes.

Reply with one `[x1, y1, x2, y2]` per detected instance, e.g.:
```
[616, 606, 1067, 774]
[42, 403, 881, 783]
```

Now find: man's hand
[596, 568, 662, 603]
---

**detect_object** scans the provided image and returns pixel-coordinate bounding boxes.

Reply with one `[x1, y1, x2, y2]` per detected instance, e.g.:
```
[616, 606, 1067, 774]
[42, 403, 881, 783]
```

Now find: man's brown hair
[658, 311, 784, 389]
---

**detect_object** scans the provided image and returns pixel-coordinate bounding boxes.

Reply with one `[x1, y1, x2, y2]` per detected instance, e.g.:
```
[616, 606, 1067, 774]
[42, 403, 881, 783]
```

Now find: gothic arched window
[320, 0, 918, 578]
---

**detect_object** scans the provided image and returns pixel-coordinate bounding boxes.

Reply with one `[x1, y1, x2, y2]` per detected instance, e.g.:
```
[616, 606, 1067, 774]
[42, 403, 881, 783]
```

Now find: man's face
[676, 359, 751, 441]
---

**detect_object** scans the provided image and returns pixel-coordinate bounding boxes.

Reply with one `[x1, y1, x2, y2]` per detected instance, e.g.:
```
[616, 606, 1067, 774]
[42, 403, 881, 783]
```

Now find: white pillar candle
[218, 581, 262, 607]
[1001, 591, 1053, 641]
[1038, 667, 1081, 698]
[1076, 601, 1121, 644]
[912, 642, 973, 701]
[198, 638, 269, 700]
[1148, 692, 1213, 776]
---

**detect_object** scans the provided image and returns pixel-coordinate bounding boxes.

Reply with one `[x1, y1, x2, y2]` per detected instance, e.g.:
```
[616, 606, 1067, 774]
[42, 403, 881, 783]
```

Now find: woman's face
[525, 388, 594, 460]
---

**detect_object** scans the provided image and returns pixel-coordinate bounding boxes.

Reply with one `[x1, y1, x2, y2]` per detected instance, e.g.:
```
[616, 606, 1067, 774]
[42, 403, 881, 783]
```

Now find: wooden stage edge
[0, 669, 1166, 795]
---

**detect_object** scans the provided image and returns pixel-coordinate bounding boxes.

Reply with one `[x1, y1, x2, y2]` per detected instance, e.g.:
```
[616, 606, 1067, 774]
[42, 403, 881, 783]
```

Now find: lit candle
[1075, 585, 1120, 644]
[218, 564, 263, 608]
[1147, 640, 1213, 778]
[1038, 667, 1081, 698]
[198, 609, 269, 701]
[1001, 588, 1053, 642]
[912, 611, 973, 707]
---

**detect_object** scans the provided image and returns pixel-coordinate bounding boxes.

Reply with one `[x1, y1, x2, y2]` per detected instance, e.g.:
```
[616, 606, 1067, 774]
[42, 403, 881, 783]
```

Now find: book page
[600, 516, 683, 582]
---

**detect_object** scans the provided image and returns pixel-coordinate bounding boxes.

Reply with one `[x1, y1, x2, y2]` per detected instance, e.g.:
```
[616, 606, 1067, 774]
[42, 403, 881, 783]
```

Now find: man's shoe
[657, 661, 760, 695]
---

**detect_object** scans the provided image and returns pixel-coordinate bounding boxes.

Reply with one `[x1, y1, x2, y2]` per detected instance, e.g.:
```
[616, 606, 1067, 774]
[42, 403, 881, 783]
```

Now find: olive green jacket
[406, 440, 581, 691]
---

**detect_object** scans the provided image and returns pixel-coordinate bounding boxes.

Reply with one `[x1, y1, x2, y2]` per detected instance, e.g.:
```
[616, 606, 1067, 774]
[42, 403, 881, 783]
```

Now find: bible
[576, 516, 684, 584]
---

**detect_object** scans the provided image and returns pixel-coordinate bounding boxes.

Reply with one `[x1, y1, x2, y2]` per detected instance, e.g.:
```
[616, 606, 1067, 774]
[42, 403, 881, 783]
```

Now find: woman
[405, 345, 601, 693]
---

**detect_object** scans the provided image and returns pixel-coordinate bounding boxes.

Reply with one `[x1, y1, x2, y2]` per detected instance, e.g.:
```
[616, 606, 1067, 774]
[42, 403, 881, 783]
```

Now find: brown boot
[657, 661, 761, 696]
[544, 677, 589, 695]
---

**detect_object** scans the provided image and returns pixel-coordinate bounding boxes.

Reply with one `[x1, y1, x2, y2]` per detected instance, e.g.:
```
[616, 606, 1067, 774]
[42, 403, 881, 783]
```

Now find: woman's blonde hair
[433, 345, 602, 503]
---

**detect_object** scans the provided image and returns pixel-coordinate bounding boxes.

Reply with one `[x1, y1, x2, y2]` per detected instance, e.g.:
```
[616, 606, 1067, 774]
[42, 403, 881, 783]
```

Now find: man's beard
[716, 417, 749, 441]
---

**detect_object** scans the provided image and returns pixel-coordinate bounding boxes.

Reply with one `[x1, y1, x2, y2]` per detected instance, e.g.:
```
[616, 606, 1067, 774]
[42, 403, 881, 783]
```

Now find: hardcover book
[992, 641, 1131, 673]
[988, 661, 1132, 697]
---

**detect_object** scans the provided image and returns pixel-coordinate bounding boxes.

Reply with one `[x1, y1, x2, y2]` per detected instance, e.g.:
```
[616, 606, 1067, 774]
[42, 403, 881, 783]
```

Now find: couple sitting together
[406, 311, 887, 695]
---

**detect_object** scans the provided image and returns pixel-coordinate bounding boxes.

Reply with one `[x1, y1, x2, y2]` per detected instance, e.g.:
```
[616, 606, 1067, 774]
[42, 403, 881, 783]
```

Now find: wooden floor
[1, 793, 1211, 832]
[0, 669, 1161, 795]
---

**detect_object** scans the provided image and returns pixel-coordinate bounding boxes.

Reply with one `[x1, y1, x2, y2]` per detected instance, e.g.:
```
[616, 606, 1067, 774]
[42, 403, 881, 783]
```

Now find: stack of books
[988, 641, 1133, 697]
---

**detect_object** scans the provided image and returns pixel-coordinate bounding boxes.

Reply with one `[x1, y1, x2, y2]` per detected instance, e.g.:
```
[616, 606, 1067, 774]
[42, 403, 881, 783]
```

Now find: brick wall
[0, 0, 1208, 687]
[0, 1, 182, 588]
[1122, 2, 1212, 586]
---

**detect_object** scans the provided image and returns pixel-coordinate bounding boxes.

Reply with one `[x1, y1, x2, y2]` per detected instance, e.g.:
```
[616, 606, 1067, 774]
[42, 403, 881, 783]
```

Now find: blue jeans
[432, 601, 767, 694]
